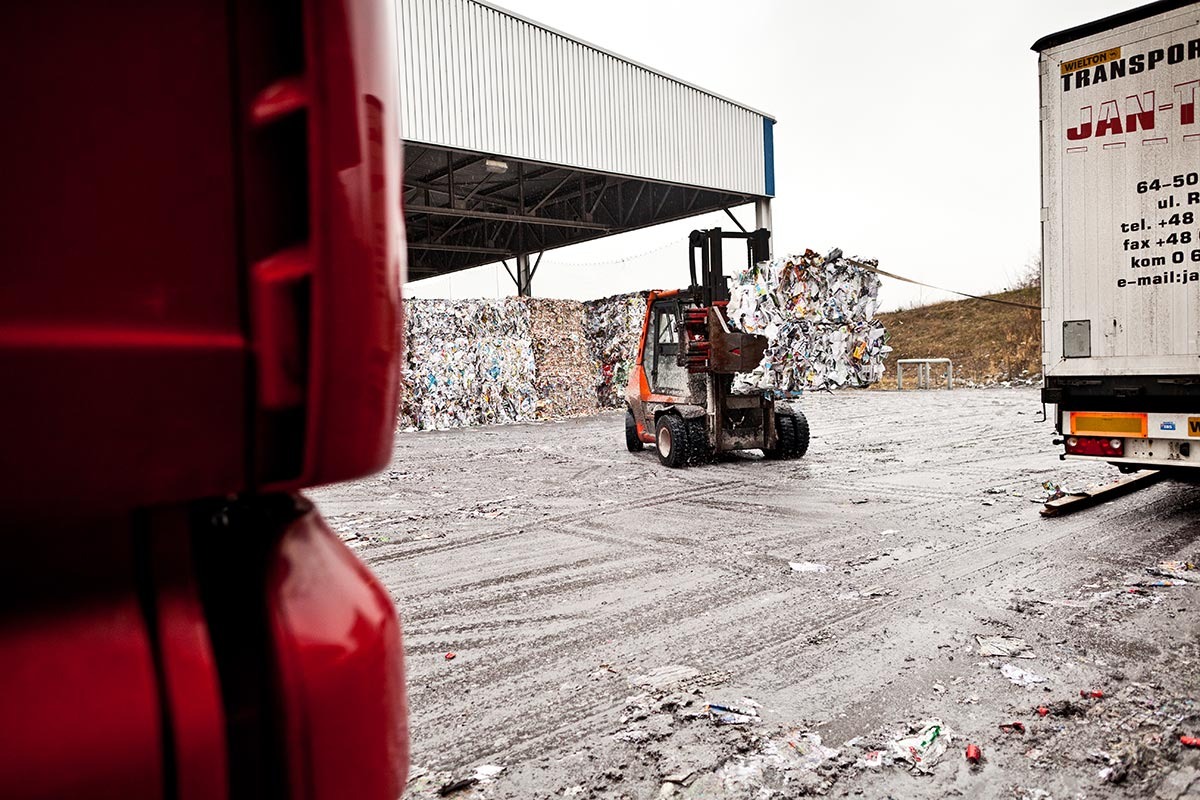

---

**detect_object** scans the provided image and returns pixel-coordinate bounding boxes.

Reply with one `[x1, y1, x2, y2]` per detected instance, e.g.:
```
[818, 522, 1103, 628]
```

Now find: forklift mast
[687, 227, 771, 306]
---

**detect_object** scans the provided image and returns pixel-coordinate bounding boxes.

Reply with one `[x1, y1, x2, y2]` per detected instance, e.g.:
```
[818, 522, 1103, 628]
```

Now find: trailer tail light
[1064, 435, 1124, 457]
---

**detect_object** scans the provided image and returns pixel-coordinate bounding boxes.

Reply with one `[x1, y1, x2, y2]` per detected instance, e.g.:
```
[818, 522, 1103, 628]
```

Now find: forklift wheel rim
[658, 424, 672, 458]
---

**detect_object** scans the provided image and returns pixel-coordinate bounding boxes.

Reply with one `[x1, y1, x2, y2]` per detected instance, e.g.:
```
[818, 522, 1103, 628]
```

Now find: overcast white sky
[403, 0, 1141, 310]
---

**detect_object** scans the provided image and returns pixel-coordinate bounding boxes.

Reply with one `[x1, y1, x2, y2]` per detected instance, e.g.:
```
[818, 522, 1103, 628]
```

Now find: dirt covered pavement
[311, 388, 1200, 799]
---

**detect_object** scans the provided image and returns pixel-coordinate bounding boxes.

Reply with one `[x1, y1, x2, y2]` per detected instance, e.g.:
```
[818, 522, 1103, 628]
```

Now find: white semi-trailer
[1035, 1, 1200, 472]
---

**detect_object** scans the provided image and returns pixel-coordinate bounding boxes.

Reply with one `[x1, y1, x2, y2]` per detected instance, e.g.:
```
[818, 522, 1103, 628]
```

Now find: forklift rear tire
[655, 415, 690, 468]
[685, 417, 709, 465]
[625, 410, 644, 452]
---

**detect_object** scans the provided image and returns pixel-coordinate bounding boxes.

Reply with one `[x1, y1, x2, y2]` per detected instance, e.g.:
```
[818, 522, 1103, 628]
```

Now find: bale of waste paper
[400, 298, 538, 430]
[583, 291, 649, 407]
[726, 249, 889, 393]
[522, 298, 599, 419]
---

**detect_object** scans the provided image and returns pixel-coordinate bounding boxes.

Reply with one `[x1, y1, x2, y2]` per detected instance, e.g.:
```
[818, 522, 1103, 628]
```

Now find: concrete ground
[311, 387, 1200, 800]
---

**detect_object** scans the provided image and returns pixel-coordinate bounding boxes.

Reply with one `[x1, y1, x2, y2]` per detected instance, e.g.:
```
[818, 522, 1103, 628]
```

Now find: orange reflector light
[1070, 412, 1146, 437]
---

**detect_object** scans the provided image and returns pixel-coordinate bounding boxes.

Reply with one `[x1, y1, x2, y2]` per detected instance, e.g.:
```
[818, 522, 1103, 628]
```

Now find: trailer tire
[655, 414, 690, 468]
[625, 410, 644, 452]
[791, 411, 810, 459]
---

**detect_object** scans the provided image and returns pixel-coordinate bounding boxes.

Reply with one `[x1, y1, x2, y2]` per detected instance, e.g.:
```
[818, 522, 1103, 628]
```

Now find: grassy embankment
[874, 286, 1041, 388]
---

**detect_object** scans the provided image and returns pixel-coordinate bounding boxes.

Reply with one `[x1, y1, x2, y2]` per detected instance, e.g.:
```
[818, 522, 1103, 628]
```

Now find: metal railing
[896, 358, 953, 390]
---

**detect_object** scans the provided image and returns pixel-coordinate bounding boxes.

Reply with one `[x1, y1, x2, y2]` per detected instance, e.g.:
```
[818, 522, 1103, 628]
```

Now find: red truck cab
[0, 2, 409, 797]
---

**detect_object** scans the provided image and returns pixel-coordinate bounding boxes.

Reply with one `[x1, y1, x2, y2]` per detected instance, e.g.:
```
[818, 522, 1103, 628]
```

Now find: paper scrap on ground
[707, 699, 761, 725]
[977, 634, 1036, 658]
[790, 561, 830, 573]
[889, 720, 951, 773]
[1000, 663, 1048, 687]
[1147, 560, 1195, 582]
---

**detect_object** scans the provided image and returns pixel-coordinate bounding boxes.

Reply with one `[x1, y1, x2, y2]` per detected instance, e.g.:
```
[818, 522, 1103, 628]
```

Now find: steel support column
[755, 198, 772, 241]
[516, 253, 532, 297]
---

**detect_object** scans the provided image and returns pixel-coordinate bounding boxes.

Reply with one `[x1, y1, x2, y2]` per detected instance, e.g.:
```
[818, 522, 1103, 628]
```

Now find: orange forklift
[624, 228, 809, 467]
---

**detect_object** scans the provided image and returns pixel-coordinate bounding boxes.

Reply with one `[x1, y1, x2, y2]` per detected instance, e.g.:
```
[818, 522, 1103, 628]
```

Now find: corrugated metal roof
[397, 0, 774, 197]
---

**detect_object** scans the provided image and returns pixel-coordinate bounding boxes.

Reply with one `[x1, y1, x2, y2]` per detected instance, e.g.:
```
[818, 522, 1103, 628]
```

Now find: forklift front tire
[655, 415, 690, 468]
[766, 414, 794, 459]
[791, 411, 811, 458]
[625, 410, 644, 452]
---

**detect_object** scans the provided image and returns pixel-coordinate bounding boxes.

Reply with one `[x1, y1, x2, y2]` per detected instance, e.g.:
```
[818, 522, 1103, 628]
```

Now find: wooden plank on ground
[1041, 470, 1165, 517]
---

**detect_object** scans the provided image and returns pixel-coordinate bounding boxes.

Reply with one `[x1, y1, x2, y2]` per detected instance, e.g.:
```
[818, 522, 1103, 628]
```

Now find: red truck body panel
[0, 0, 404, 512]
[0, 0, 409, 797]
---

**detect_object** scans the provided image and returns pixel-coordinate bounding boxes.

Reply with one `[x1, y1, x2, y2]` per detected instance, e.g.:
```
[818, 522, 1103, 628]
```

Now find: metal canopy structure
[397, 0, 777, 294]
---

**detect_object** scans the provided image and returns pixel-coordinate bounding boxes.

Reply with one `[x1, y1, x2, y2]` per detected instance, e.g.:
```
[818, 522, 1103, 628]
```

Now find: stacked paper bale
[400, 298, 537, 430]
[583, 292, 649, 407]
[726, 249, 889, 393]
[522, 298, 599, 418]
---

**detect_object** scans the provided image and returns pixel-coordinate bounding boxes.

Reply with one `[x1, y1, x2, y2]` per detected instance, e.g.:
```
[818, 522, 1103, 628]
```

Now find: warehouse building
[397, 0, 776, 294]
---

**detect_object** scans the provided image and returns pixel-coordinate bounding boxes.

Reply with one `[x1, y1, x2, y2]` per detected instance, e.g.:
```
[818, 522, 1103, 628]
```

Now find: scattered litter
[1145, 560, 1195, 582]
[444, 652, 457, 661]
[1079, 689, 1104, 699]
[783, 731, 840, 770]
[965, 743, 982, 764]
[1041, 481, 1066, 502]
[726, 248, 889, 393]
[707, 700, 761, 725]
[789, 561, 830, 573]
[850, 497, 871, 505]
[1037, 705, 1050, 717]
[473, 765, 504, 781]
[889, 720, 951, 773]
[1000, 663, 1048, 687]
[1093, 748, 1135, 784]
[1126, 577, 1191, 588]
[880, 529, 899, 536]
[1181, 735, 1200, 748]
[1000, 721, 1027, 735]
[977, 634, 1035, 659]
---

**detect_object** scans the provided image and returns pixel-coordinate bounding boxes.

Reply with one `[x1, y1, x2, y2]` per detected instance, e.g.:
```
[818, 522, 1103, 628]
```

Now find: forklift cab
[647, 299, 688, 398]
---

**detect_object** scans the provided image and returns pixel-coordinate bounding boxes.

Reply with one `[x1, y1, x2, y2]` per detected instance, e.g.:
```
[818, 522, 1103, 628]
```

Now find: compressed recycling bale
[726, 249, 889, 393]
[522, 298, 599, 419]
[398, 290, 651, 430]
[400, 298, 537, 430]
[583, 292, 649, 408]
